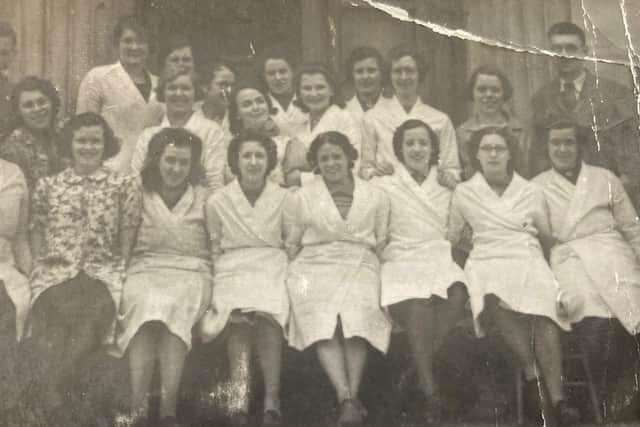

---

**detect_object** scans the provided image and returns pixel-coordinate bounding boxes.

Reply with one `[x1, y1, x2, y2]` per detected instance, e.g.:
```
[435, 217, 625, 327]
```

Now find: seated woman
[227, 82, 307, 186]
[116, 128, 212, 426]
[130, 69, 226, 194]
[0, 76, 64, 191]
[447, 127, 577, 426]
[534, 121, 640, 398]
[29, 112, 141, 420]
[76, 16, 163, 172]
[372, 119, 467, 423]
[284, 131, 392, 426]
[201, 133, 290, 426]
[457, 66, 530, 179]
[0, 158, 31, 413]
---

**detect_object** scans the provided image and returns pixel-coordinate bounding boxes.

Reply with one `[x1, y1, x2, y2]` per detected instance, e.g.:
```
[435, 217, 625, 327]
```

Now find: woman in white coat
[343, 46, 384, 120]
[226, 82, 308, 186]
[117, 128, 212, 426]
[129, 69, 226, 195]
[293, 63, 363, 183]
[202, 133, 290, 426]
[259, 50, 306, 139]
[361, 45, 459, 185]
[373, 119, 467, 423]
[284, 131, 391, 426]
[447, 127, 577, 426]
[76, 16, 163, 173]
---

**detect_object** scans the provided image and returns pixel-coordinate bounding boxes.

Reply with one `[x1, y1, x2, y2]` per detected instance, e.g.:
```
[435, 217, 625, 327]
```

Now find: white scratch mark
[580, 0, 603, 154]
[360, 0, 633, 67]
[619, 0, 640, 130]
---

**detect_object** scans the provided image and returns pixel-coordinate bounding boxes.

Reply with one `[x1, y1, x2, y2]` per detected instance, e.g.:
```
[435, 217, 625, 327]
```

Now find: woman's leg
[343, 336, 368, 400]
[391, 299, 439, 397]
[254, 317, 283, 413]
[157, 326, 188, 419]
[316, 336, 351, 403]
[532, 316, 564, 405]
[434, 283, 468, 349]
[226, 323, 252, 414]
[487, 304, 538, 380]
[128, 322, 160, 416]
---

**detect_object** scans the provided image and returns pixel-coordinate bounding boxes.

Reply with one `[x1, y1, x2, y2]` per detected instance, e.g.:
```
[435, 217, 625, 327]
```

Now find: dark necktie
[561, 81, 578, 111]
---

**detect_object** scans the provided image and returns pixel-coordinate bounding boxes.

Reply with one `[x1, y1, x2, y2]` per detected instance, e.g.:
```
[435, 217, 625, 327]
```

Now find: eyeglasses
[478, 145, 508, 154]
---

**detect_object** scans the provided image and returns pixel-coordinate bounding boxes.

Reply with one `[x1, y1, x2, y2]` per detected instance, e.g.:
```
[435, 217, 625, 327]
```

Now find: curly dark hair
[155, 69, 204, 103]
[294, 63, 343, 112]
[227, 82, 277, 137]
[8, 76, 61, 133]
[388, 44, 428, 84]
[344, 46, 386, 84]
[141, 127, 204, 192]
[307, 131, 358, 171]
[60, 112, 119, 161]
[465, 65, 513, 102]
[392, 119, 440, 166]
[112, 15, 150, 45]
[468, 126, 522, 175]
[227, 132, 278, 178]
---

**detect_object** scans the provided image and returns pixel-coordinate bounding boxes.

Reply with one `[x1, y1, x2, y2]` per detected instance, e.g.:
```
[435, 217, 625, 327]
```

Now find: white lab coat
[202, 180, 290, 340]
[534, 163, 640, 334]
[362, 96, 460, 176]
[284, 175, 392, 351]
[0, 160, 30, 340]
[448, 172, 570, 335]
[76, 62, 164, 173]
[373, 166, 466, 307]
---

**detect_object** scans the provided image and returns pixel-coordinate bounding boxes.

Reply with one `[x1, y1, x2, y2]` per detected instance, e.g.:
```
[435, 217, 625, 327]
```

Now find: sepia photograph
[0, 0, 639, 426]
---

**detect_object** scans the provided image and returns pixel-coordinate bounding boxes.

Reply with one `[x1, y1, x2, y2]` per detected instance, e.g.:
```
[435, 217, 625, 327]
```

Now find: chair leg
[579, 346, 603, 423]
[515, 368, 525, 425]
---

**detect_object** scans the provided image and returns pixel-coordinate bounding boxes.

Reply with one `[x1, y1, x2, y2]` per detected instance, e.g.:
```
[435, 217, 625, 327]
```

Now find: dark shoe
[554, 400, 580, 427]
[337, 399, 363, 426]
[263, 409, 283, 426]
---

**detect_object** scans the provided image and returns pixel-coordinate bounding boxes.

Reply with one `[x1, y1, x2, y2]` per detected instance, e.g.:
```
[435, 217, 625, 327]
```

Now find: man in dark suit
[530, 22, 639, 198]
[0, 21, 17, 139]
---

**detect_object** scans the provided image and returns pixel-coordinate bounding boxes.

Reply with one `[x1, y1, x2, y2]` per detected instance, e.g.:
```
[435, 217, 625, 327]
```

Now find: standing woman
[200, 133, 290, 426]
[130, 69, 226, 194]
[373, 119, 467, 423]
[29, 112, 141, 419]
[362, 45, 459, 183]
[116, 128, 212, 426]
[284, 131, 392, 426]
[227, 82, 308, 186]
[76, 15, 163, 173]
[197, 62, 236, 137]
[343, 46, 384, 120]
[0, 76, 64, 191]
[457, 66, 530, 179]
[446, 127, 577, 425]
[160, 33, 195, 75]
[259, 51, 306, 139]
[293, 63, 363, 181]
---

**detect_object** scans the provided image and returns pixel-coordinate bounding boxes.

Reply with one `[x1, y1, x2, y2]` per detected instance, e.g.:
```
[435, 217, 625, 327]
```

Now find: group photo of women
[0, 12, 639, 427]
